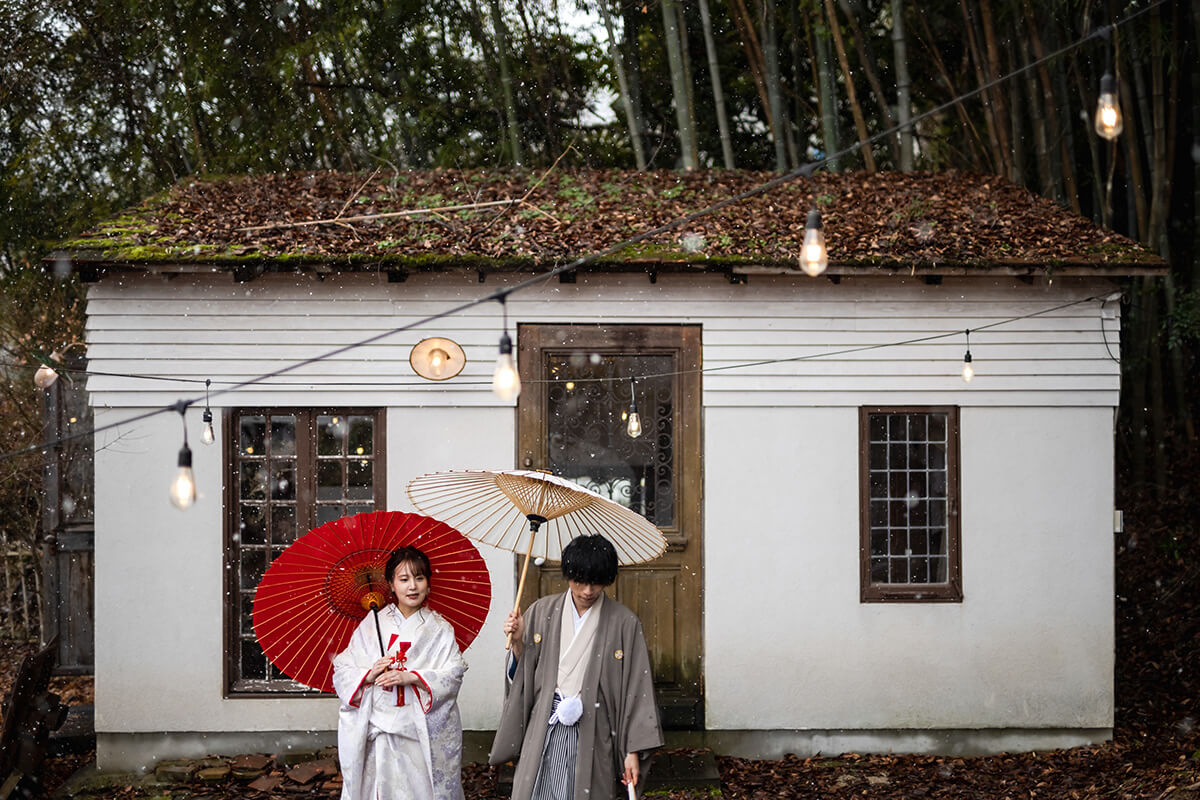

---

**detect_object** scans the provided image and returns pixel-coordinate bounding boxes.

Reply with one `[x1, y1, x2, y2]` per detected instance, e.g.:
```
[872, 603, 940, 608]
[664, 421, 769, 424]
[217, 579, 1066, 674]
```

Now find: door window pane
[546, 353, 675, 526]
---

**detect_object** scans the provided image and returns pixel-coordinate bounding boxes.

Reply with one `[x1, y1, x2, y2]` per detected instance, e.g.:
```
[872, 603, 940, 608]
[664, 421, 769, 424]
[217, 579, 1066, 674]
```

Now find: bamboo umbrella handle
[506, 521, 540, 650]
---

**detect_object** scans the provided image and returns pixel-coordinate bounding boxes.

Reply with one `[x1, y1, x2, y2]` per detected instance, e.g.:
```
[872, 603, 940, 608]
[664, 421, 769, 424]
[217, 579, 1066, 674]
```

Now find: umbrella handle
[506, 518, 542, 651]
[372, 605, 385, 656]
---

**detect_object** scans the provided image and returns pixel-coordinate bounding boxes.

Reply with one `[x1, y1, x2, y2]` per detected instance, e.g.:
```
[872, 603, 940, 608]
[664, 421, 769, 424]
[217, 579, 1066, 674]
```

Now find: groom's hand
[503, 610, 525, 659]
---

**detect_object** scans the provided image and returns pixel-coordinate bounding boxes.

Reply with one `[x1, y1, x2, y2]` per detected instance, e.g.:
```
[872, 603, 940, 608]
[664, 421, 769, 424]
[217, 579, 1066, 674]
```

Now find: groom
[489, 534, 663, 800]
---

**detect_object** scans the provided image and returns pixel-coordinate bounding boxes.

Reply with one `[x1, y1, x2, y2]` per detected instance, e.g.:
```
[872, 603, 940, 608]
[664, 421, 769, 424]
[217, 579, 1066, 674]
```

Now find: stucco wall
[704, 405, 1114, 733]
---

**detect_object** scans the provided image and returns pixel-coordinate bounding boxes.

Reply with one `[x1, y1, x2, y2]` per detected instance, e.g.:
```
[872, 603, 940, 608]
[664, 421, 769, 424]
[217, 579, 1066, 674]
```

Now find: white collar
[567, 593, 600, 634]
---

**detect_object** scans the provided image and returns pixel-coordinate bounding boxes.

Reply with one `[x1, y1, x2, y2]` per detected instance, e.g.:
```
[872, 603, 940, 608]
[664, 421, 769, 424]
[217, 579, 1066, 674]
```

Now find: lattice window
[226, 409, 385, 693]
[860, 407, 961, 602]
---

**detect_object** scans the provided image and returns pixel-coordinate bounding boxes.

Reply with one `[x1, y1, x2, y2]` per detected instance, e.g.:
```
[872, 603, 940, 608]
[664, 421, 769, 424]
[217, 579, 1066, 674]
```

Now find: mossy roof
[55, 168, 1166, 277]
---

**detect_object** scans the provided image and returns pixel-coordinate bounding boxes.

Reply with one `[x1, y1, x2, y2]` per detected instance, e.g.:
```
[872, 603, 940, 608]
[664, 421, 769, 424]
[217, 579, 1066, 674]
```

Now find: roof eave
[48, 251, 1169, 282]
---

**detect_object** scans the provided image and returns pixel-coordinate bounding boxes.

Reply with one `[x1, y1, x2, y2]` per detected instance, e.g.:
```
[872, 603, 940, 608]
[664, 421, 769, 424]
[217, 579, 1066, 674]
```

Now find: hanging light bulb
[492, 332, 521, 401]
[33, 350, 65, 389]
[1094, 72, 1122, 140]
[961, 330, 975, 384]
[626, 378, 643, 438]
[33, 364, 58, 389]
[200, 378, 215, 445]
[799, 209, 828, 277]
[170, 443, 197, 509]
[170, 403, 197, 509]
[492, 298, 521, 401]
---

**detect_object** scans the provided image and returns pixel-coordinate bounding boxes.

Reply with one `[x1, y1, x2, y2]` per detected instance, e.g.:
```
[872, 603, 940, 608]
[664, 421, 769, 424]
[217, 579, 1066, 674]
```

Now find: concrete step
[48, 704, 95, 756]
[498, 747, 720, 794]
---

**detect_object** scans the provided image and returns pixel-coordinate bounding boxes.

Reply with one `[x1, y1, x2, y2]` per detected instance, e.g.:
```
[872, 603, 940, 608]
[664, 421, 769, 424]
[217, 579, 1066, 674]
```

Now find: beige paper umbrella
[406, 470, 667, 647]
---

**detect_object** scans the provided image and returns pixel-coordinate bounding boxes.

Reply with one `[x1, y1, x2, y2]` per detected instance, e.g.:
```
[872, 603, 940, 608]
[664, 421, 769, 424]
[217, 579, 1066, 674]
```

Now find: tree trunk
[462, 0, 509, 149]
[1117, 38, 1149, 245]
[959, 0, 1007, 178]
[822, 0, 874, 171]
[676, 3, 702, 164]
[1128, 280, 1150, 488]
[1072, 62, 1105, 223]
[1021, 0, 1074, 208]
[1145, 6, 1189, 439]
[915, 10, 986, 170]
[763, 0, 790, 171]
[1193, 0, 1200, 291]
[661, 0, 698, 169]
[698, 0, 736, 168]
[623, 4, 648, 164]
[487, 0, 524, 166]
[1147, 295, 1168, 500]
[598, 0, 647, 169]
[890, 0, 913, 170]
[1164, 273, 1195, 440]
[1004, 36, 1025, 186]
[1144, 5, 1175, 255]
[977, 0, 1014, 181]
[729, 0, 774, 140]
[814, 3, 840, 170]
[1017, 33, 1051, 199]
[838, 0, 899, 165]
[1048, 36, 1082, 212]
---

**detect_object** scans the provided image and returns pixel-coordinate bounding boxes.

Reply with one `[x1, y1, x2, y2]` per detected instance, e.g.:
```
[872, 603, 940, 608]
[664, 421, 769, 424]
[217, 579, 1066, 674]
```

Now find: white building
[62, 169, 1164, 771]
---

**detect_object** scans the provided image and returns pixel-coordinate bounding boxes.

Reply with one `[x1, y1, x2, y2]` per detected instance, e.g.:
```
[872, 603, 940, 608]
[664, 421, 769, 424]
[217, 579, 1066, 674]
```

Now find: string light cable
[1099, 291, 1123, 364]
[0, 0, 1164, 464]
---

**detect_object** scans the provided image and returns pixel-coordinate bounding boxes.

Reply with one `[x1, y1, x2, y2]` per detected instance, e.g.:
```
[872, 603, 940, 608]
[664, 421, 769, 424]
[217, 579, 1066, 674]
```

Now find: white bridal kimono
[332, 605, 467, 800]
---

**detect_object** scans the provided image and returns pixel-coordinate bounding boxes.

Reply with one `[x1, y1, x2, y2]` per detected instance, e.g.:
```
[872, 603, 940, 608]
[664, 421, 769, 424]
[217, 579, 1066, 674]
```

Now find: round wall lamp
[410, 337, 466, 381]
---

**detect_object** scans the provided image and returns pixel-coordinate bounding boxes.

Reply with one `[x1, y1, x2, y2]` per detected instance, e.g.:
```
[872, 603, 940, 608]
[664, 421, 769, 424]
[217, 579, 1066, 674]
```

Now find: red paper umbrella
[252, 510, 491, 693]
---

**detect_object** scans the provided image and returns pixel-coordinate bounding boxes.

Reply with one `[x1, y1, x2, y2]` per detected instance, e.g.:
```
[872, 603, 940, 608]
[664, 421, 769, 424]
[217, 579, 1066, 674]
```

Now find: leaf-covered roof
[57, 169, 1165, 276]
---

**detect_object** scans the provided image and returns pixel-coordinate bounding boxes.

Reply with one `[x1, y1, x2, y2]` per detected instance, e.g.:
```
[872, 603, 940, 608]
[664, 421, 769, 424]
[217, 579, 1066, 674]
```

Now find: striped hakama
[530, 693, 580, 800]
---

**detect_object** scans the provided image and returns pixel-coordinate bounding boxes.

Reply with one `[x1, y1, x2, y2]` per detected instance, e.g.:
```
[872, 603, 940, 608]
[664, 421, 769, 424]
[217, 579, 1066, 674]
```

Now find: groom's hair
[561, 534, 618, 586]
[385, 546, 432, 582]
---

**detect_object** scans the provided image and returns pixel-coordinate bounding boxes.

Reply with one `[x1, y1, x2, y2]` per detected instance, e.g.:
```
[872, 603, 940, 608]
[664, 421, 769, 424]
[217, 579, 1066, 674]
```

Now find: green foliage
[1166, 290, 1200, 352]
[0, 267, 87, 554]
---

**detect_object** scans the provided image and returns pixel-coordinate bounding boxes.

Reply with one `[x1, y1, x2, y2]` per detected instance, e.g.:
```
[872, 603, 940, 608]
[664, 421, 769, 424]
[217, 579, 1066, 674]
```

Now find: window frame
[858, 406, 962, 603]
[223, 407, 387, 696]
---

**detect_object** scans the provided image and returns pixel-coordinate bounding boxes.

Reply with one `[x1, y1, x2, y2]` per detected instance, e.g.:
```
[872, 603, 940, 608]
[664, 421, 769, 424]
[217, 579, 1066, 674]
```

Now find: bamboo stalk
[698, 0, 735, 169]
[598, 0, 647, 170]
[822, 0, 876, 172]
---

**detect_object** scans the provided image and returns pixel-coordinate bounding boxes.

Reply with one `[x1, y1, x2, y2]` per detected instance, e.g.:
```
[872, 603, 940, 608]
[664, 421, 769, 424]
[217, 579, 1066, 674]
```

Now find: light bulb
[1094, 73, 1123, 140]
[800, 209, 828, 277]
[201, 408, 215, 445]
[962, 352, 974, 383]
[492, 332, 521, 401]
[427, 347, 449, 378]
[34, 351, 63, 388]
[626, 378, 642, 437]
[34, 363, 59, 389]
[170, 444, 197, 509]
[627, 411, 643, 438]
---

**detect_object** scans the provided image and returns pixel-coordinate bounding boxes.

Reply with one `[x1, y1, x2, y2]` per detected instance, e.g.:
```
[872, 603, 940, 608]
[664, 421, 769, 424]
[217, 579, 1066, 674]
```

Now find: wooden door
[516, 324, 703, 728]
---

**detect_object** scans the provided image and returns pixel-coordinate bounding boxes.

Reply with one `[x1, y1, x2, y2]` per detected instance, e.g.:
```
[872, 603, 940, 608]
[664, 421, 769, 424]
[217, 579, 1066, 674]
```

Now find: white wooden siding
[85, 272, 1121, 408]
